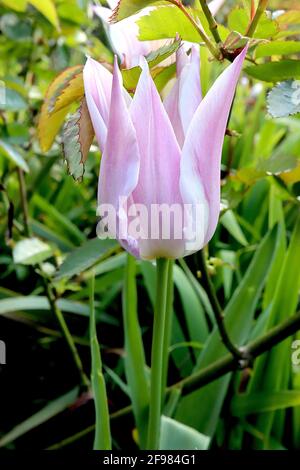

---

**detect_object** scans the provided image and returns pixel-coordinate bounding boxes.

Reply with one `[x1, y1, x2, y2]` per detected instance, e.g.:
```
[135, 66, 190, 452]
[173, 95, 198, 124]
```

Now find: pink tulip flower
[83, 46, 247, 260]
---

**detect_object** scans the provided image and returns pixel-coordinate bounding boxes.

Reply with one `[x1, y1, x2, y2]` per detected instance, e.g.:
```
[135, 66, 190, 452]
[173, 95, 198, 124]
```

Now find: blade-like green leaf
[89, 274, 111, 450]
[55, 238, 117, 280]
[232, 391, 300, 416]
[220, 210, 248, 246]
[247, 215, 300, 448]
[160, 416, 210, 450]
[0, 387, 79, 447]
[175, 226, 278, 436]
[0, 139, 29, 172]
[122, 255, 149, 448]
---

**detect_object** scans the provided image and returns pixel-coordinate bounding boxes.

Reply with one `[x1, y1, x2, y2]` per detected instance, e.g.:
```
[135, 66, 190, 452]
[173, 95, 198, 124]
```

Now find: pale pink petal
[99, 57, 140, 257]
[180, 47, 248, 252]
[93, 5, 111, 22]
[83, 57, 113, 152]
[164, 46, 202, 147]
[130, 58, 184, 260]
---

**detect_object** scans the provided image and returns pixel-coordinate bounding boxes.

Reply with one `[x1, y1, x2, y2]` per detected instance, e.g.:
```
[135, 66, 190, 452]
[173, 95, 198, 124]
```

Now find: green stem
[147, 258, 170, 450]
[44, 279, 89, 389]
[198, 250, 245, 360]
[161, 260, 174, 401]
[169, 0, 221, 60]
[246, 0, 269, 37]
[17, 168, 31, 237]
[199, 0, 221, 44]
[89, 273, 111, 450]
[122, 254, 149, 449]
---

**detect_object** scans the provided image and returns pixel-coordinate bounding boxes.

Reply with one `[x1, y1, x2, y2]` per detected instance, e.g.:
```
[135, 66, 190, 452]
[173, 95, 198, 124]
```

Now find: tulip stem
[147, 258, 170, 450]
[161, 260, 174, 399]
[169, 0, 222, 60]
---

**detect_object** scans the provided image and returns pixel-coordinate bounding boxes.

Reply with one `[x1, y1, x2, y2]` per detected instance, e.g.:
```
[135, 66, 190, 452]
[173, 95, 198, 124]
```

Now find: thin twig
[198, 250, 246, 361]
[17, 168, 31, 237]
[246, 0, 269, 37]
[177, 309, 300, 395]
[199, 0, 221, 44]
[169, 0, 222, 59]
[42, 277, 90, 389]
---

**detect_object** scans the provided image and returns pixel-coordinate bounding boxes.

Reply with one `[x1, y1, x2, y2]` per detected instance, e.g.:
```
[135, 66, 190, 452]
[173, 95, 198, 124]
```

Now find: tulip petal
[99, 57, 140, 257]
[130, 58, 184, 259]
[164, 46, 202, 147]
[83, 57, 113, 152]
[180, 47, 247, 251]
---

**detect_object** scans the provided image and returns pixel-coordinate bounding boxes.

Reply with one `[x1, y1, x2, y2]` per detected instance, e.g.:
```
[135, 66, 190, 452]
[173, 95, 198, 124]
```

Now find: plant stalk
[169, 0, 222, 59]
[246, 0, 269, 37]
[199, 0, 221, 43]
[147, 258, 170, 450]
[198, 250, 245, 361]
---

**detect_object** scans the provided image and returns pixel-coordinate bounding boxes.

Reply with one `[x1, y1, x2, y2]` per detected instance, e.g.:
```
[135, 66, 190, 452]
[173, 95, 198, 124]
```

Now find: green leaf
[122, 38, 179, 90]
[31, 194, 86, 245]
[38, 65, 84, 151]
[276, 10, 300, 27]
[228, 8, 278, 39]
[255, 41, 300, 58]
[0, 139, 29, 172]
[0, 296, 90, 317]
[0, 13, 32, 40]
[62, 97, 94, 181]
[89, 274, 111, 450]
[245, 60, 300, 82]
[55, 238, 117, 280]
[28, 0, 59, 29]
[57, 2, 87, 25]
[175, 226, 278, 436]
[0, 387, 79, 447]
[111, 0, 166, 22]
[173, 265, 209, 344]
[267, 80, 300, 118]
[138, 5, 200, 42]
[0, 87, 27, 111]
[122, 255, 149, 448]
[160, 416, 210, 450]
[220, 210, 248, 246]
[232, 391, 300, 416]
[0, 0, 27, 12]
[13, 237, 52, 265]
[247, 215, 300, 448]
[84, 252, 127, 279]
